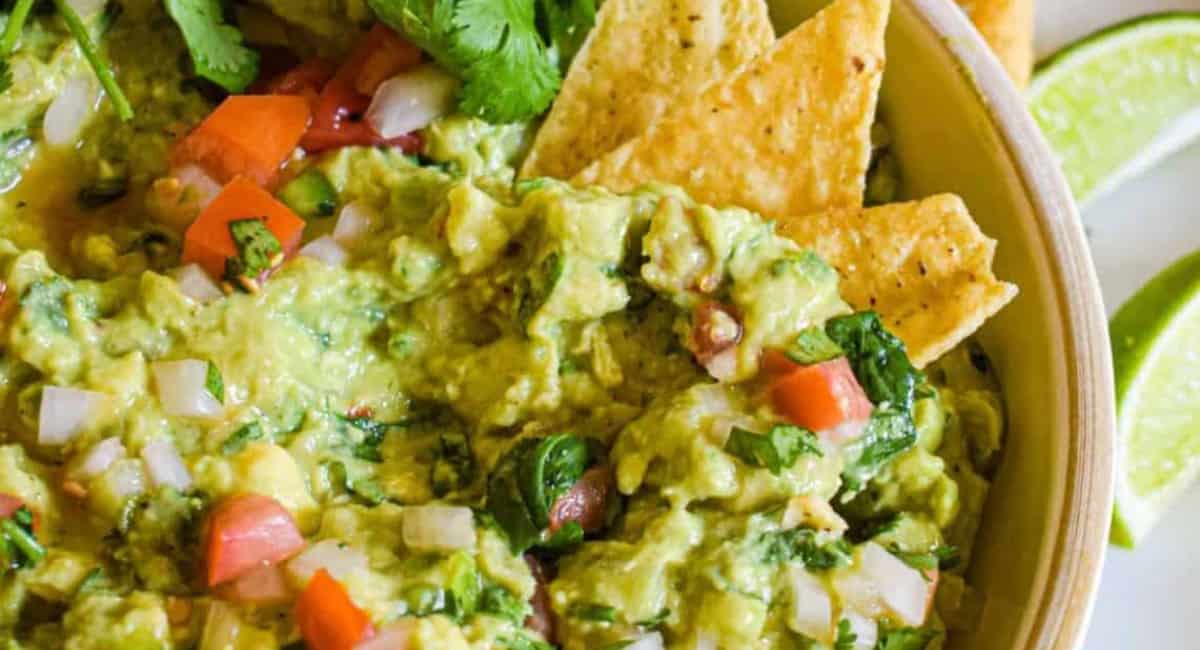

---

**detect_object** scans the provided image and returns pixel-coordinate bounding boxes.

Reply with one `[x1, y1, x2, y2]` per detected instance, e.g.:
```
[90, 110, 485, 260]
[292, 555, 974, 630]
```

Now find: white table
[1037, 1, 1200, 647]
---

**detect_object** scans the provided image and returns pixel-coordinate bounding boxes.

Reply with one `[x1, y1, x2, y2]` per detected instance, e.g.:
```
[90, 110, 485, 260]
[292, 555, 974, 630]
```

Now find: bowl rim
[898, 1, 1117, 648]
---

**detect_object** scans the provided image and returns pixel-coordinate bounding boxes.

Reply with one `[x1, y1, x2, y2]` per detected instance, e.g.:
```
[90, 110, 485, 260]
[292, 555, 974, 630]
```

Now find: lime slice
[1110, 249, 1200, 547]
[1029, 13, 1200, 208]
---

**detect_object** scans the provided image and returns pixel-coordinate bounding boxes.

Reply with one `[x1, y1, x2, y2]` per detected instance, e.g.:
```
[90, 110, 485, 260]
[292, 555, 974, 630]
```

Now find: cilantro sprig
[164, 0, 259, 93]
[370, 0, 595, 123]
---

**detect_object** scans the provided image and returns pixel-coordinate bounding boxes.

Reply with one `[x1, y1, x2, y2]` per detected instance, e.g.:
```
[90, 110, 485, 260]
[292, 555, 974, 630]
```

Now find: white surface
[1038, 2, 1200, 648]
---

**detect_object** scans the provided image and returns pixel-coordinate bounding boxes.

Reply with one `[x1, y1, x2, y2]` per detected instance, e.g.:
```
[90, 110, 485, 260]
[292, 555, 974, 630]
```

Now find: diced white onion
[834, 543, 931, 627]
[286, 539, 368, 584]
[99, 459, 146, 501]
[365, 64, 458, 139]
[787, 565, 833, 642]
[842, 611, 878, 650]
[217, 563, 292, 606]
[43, 74, 98, 147]
[402, 505, 476, 553]
[140, 438, 192, 492]
[69, 436, 125, 480]
[624, 632, 664, 650]
[66, 0, 105, 18]
[820, 418, 870, 445]
[38, 386, 106, 445]
[173, 164, 223, 212]
[172, 264, 224, 304]
[152, 359, 223, 419]
[333, 202, 378, 248]
[300, 235, 349, 267]
[702, 347, 738, 382]
[355, 619, 415, 650]
[200, 601, 242, 650]
[694, 634, 717, 650]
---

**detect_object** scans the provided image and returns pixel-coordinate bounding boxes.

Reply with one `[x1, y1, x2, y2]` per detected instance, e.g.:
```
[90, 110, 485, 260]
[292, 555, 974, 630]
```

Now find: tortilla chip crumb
[955, 0, 1034, 88]
[573, 0, 889, 220]
[778, 194, 1018, 367]
[519, 0, 775, 181]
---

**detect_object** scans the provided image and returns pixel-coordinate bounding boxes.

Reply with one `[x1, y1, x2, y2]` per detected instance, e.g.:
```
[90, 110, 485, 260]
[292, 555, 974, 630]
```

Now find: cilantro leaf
[164, 0, 260, 93]
[569, 602, 616, 622]
[221, 421, 265, 456]
[224, 218, 281, 287]
[725, 424, 822, 475]
[0, 506, 44, 571]
[785, 326, 844, 365]
[890, 544, 960, 573]
[825, 311, 922, 411]
[834, 619, 857, 650]
[758, 527, 852, 570]
[840, 406, 918, 495]
[478, 583, 529, 623]
[537, 0, 595, 71]
[369, 0, 462, 69]
[205, 361, 224, 404]
[876, 626, 940, 650]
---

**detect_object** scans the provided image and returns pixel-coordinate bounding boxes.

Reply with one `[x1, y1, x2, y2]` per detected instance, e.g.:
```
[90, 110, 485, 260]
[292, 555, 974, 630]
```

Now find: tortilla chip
[573, 0, 888, 220]
[778, 194, 1018, 367]
[519, 0, 775, 181]
[956, 0, 1034, 88]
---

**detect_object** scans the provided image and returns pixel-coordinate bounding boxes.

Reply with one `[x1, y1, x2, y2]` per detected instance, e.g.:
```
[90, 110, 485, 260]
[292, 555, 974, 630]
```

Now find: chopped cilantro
[500, 636, 555, 650]
[336, 413, 409, 463]
[840, 406, 918, 495]
[76, 176, 129, 209]
[635, 608, 670, 629]
[833, 619, 857, 650]
[785, 326, 844, 365]
[20, 278, 71, 333]
[825, 311, 922, 411]
[220, 421, 265, 455]
[515, 250, 563, 330]
[164, 0, 259, 92]
[890, 544, 960, 573]
[758, 527, 852, 570]
[205, 361, 224, 404]
[431, 431, 474, 496]
[478, 583, 528, 623]
[569, 602, 616, 622]
[724, 424, 822, 475]
[486, 433, 590, 552]
[224, 218, 281, 288]
[370, 0, 592, 123]
[325, 460, 388, 505]
[876, 626, 940, 650]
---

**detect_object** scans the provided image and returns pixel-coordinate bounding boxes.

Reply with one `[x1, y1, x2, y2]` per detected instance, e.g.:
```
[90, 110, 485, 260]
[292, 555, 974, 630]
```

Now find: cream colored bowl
[768, 2, 1116, 648]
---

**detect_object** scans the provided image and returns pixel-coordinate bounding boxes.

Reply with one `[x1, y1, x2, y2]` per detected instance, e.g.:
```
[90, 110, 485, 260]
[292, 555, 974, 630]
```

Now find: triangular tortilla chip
[519, 0, 775, 181]
[778, 194, 1018, 367]
[956, 0, 1034, 87]
[573, 0, 889, 220]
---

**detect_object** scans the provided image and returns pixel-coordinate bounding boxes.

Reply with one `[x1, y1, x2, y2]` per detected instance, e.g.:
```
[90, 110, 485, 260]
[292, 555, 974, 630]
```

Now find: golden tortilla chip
[519, 0, 775, 181]
[573, 0, 889, 220]
[956, 0, 1034, 88]
[778, 194, 1018, 367]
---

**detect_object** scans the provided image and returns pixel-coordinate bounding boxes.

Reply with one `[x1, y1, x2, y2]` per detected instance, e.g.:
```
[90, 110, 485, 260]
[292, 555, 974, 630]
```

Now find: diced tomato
[172, 95, 311, 188]
[548, 466, 612, 535]
[767, 356, 873, 435]
[182, 177, 306, 281]
[296, 568, 375, 650]
[347, 24, 423, 96]
[299, 25, 424, 154]
[205, 494, 306, 587]
[690, 302, 742, 363]
[523, 554, 556, 643]
[263, 59, 336, 111]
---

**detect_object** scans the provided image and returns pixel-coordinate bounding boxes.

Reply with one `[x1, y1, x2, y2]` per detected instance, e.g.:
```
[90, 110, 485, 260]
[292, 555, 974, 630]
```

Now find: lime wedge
[1111, 249, 1200, 547]
[1029, 13, 1200, 208]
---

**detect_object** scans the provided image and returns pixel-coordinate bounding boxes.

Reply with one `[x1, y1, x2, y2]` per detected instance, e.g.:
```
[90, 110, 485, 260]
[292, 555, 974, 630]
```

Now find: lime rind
[1110, 249, 1200, 547]
[1030, 12, 1200, 208]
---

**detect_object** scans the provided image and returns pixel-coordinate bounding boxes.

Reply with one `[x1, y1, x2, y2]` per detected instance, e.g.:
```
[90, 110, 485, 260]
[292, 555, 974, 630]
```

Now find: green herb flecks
[204, 361, 223, 403]
[0, 506, 44, 571]
[724, 424, 822, 475]
[890, 544, 960, 573]
[336, 413, 410, 463]
[20, 277, 71, 333]
[515, 251, 563, 331]
[486, 433, 590, 553]
[758, 527, 852, 571]
[635, 608, 670, 629]
[77, 176, 129, 209]
[785, 326, 844, 365]
[569, 602, 616, 622]
[220, 421, 265, 455]
[432, 431, 474, 496]
[478, 583, 528, 623]
[840, 406, 918, 495]
[224, 218, 282, 292]
[876, 626, 940, 650]
[164, 0, 259, 92]
[833, 618, 857, 650]
[50, 0, 133, 121]
[325, 460, 388, 505]
[825, 311, 922, 411]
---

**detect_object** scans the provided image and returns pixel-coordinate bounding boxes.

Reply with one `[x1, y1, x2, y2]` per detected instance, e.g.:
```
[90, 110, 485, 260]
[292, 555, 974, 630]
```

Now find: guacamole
[0, 1, 1006, 649]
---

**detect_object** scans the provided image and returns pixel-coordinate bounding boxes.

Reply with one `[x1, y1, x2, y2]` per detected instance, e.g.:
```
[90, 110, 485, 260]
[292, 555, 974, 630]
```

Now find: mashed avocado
[0, 3, 1005, 649]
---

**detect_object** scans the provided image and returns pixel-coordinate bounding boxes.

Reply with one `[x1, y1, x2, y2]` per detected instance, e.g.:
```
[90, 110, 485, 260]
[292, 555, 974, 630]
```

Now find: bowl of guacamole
[0, 0, 1112, 648]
